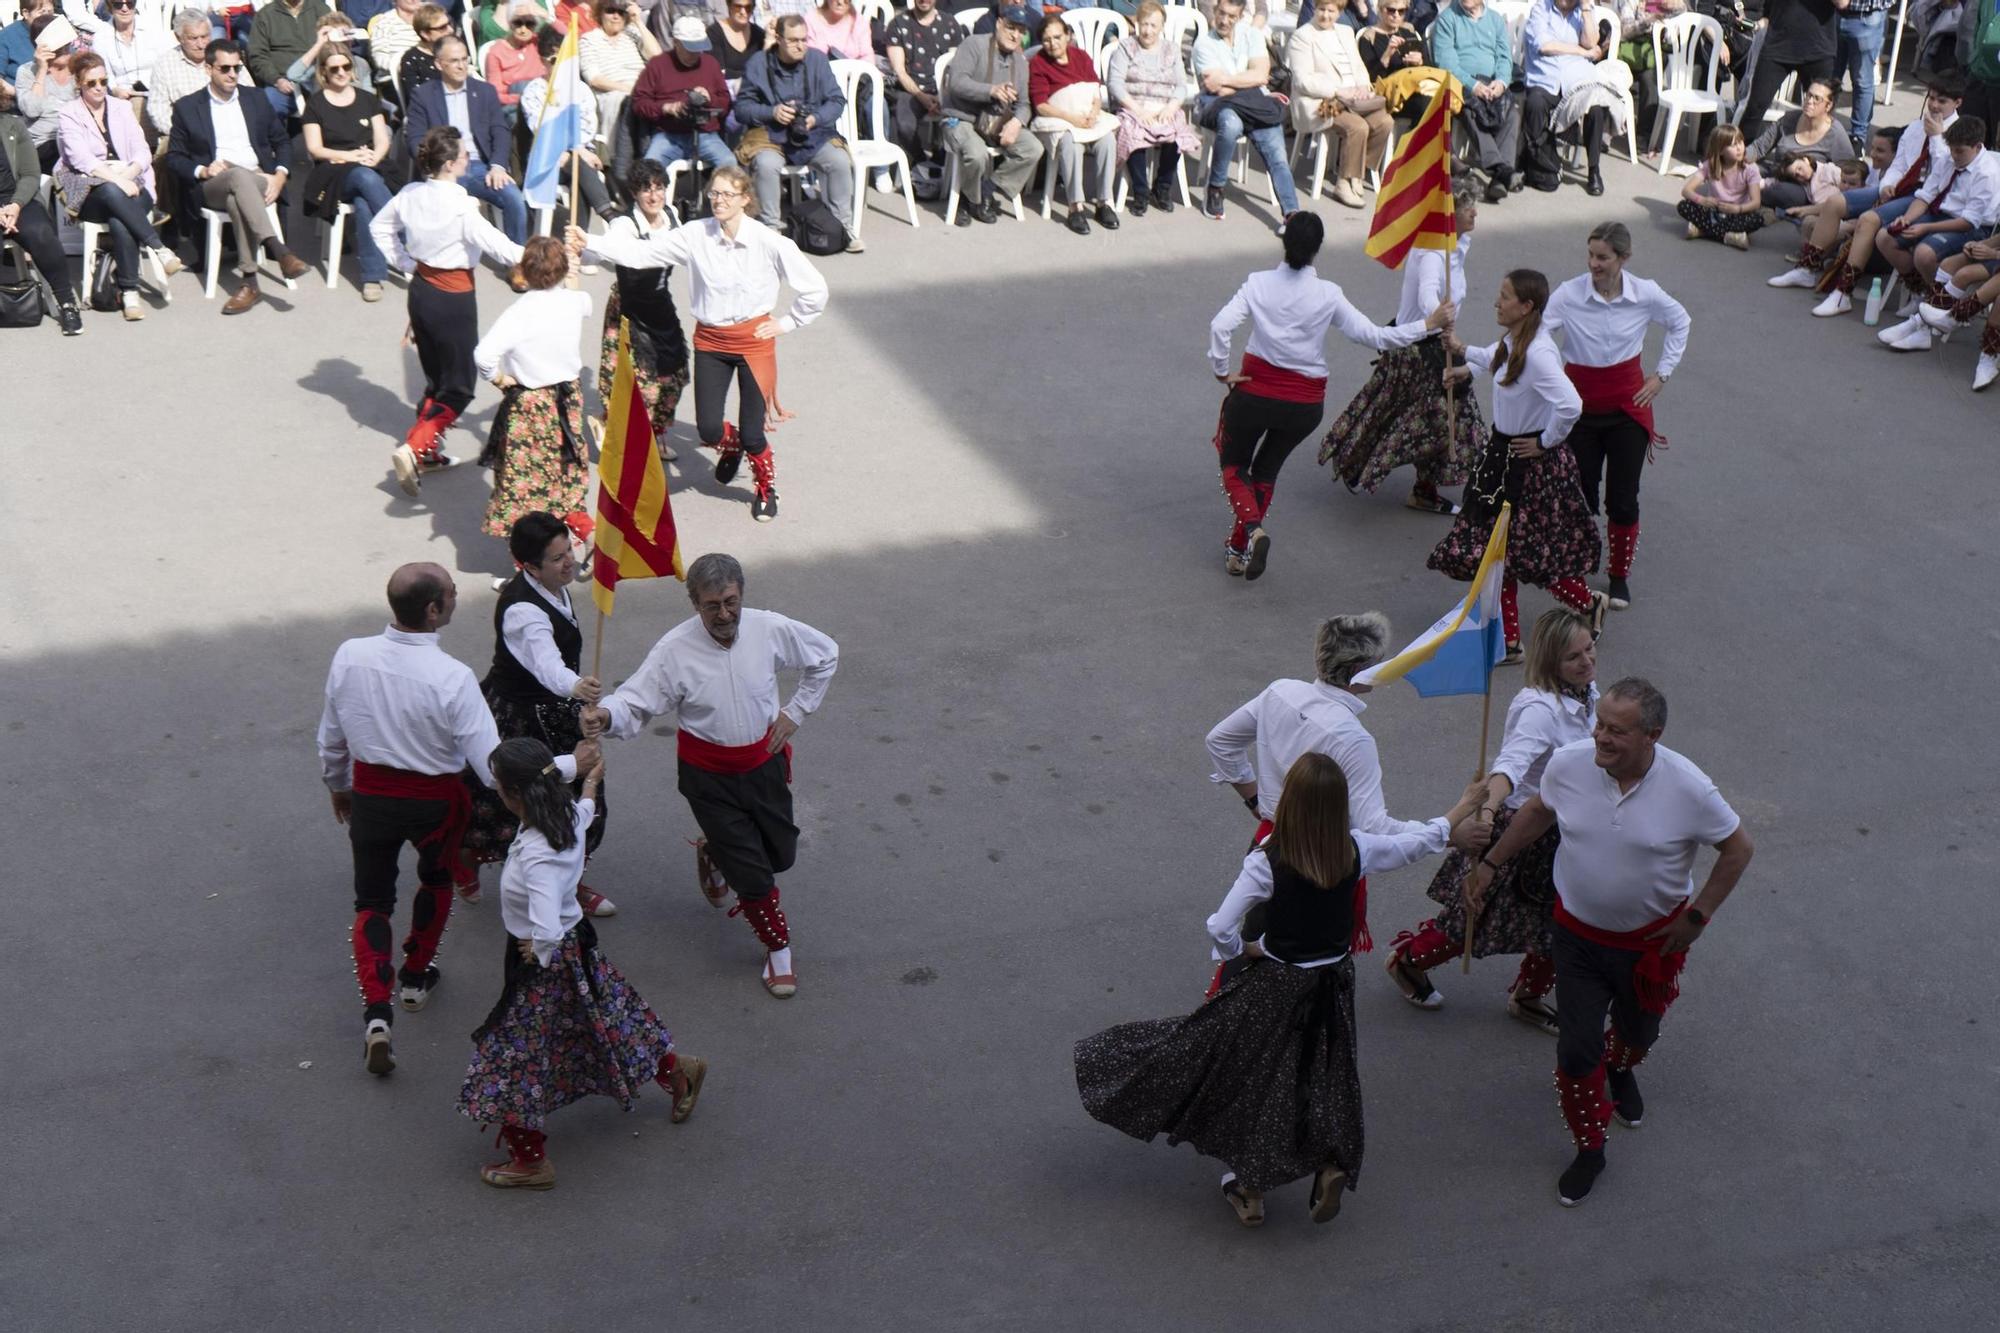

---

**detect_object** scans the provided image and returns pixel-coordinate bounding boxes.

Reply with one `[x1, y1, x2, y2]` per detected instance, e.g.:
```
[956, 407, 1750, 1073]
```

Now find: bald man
[318, 563, 596, 1075]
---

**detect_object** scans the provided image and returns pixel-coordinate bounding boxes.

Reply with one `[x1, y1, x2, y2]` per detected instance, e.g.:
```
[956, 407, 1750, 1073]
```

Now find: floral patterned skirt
[481, 382, 592, 539]
[462, 689, 608, 867]
[1419, 804, 1561, 959]
[1428, 428, 1601, 586]
[1075, 956, 1363, 1194]
[457, 919, 673, 1132]
[1319, 339, 1485, 493]
[599, 284, 691, 448]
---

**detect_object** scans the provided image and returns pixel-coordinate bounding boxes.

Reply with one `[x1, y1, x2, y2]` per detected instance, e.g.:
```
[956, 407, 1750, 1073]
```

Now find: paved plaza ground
[4, 130, 1997, 1331]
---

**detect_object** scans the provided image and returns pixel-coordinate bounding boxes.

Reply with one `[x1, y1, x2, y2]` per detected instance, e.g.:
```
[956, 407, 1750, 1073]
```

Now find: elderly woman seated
[1104, 0, 1199, 217]
[1287, 0, 1390, 208]
[578, 0, 660, 134]
[1030, 11, 1120, 235]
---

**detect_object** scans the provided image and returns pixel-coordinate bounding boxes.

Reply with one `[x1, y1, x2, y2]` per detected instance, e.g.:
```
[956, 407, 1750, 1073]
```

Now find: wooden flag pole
[592, 605, 606, 680]
[565, 142, 583, 290]
[1443, 231, 1458, 445]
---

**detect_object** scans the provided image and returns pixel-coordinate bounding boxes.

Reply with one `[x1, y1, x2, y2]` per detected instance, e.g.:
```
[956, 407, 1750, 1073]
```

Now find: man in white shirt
[580, 553, 839, 1000]
[1468, 677, 1754, 1207]
[1190, 0, 1299, 222]
[318, 562, 595, 1076]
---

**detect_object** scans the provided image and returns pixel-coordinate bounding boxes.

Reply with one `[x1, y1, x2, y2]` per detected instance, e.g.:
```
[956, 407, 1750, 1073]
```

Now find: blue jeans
[459, 161, 529, 244]
[1837, 12, 1887, 141]
[1198, 98, 1299, 216]
[643, 129, 738, 172]
[341, 165, 394, 283]
[262, 85, 294, 118]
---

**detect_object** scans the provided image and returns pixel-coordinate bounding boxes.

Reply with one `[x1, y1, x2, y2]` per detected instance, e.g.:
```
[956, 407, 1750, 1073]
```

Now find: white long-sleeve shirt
[1543, 270, 1690, 376]
[1207, 820, 1451, 966]
[1205, 678, 1432, 834]
[1916, 147, 2000, 229]
[501, 797, 592, 964]
[370, 178, 526, 274]
[1208, 263, 1429, 379]
[1396, 234, 1472, 326]
[317, 625, 576, 790]
[501, 575, 582, 698]
[1488, 683, 1597, 810]
[1878, 113, 1953, 203]
[475, 288, 593, 389]
[582, 215, 829, 332]
[600, 608, 839, 746]
[1465, 329, 1581, 446]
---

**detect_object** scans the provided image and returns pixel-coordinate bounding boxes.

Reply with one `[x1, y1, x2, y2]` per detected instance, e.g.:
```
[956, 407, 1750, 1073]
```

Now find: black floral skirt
[1419, 804, 1560, 959]
[1319, 338, 1484, 492]
[481, 382, 591, 539]
[462, 688, 607, 866]
[599, 284, 691, 448]
[1428, 428, 1601, 586]
[1075, 956, 1363, 1194]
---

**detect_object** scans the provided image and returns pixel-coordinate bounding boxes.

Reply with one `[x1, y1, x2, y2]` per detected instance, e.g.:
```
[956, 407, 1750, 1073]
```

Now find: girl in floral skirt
[458, 737, 706, 1189]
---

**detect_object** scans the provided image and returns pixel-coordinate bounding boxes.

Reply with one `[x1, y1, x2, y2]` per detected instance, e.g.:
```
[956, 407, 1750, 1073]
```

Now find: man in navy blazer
[166, 38, 309, 314]
[403, 35, 527, 243]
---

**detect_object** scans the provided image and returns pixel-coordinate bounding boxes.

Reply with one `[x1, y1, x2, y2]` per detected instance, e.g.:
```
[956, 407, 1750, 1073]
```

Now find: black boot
[1558, 1148, 1606, 1206]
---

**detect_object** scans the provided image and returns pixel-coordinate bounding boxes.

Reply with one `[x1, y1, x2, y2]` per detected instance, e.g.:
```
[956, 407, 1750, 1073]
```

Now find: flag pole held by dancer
[590, 318, 687, 675]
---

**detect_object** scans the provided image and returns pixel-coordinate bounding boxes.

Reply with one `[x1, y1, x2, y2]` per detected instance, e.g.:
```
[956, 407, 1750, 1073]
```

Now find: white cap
[671, 15, 711, 49]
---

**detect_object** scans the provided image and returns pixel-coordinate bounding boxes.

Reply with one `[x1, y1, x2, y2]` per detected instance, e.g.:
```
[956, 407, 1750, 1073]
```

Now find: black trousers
[79, 183, 163, 291]
[692, 346, 769, 453]
[348, 793, 455, 912]
[1124, 143, 1182, 195]
[1567, 410, 1647, 525]
[2, 199, 76, 305]
[1521, 88, 1605, 185]
[1737, 55, 1836, 139]
[677, 754, 795, 898]
[1552, 918, 1662, 1079]
[1217, 390, 1322, 488]
[408, 278, 480, 416]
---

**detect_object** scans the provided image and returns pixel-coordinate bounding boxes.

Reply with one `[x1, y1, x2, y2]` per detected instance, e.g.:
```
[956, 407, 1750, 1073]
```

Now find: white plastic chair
[857, 0, 894, 30]
[934, 48, 1027, 224]
[1648, 12, 1729, 175]
[832, 57, 920, 234]
[1061, 7, 1128, 65]
[1586, 7, 1641, 164]
[953, 5, 986, 36]
[200, 203, 297, 299]
[321, 201, 355, 288]
[80, 221, 175, 305]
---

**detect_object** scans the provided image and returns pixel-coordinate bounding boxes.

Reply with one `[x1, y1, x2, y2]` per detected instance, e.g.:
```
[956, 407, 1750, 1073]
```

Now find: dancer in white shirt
[1432, 267, 1606, 662]
[581, 552, 839, 999]
[571, 162, 828, 523]
[457, 738, 706, 1190]
[1208, 210, 1453, 580]
[317, 561, 590, 1075]
[372, 125, 526, 495]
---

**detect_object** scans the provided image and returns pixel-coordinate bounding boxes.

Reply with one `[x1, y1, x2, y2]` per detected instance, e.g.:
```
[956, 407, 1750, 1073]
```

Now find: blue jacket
[0, 20, 35, 79]
[735, 47, 844, 163]
[1431, 1, 1514, 88]
[404, 75, 510, 169]
[165, 86, 295, 192]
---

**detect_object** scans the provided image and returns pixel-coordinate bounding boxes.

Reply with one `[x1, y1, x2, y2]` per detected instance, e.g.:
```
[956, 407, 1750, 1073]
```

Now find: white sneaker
[1893, 292, 1921, 319]
[399, 965, 440, 1012]
[1877, 313, 1923, 344]
[364, 1018, 395, 1076]
[392, 444, 421, 496]
[1811, 289, 1853, 317]
[1975, 353, 2000, 391]
[1918, 301, 1959, 335]
[1330, 178, 1365, 209]
[148, 246, 183, 278]
[1768, 266, 1818, 289]
[1886, 321, 1935, 352]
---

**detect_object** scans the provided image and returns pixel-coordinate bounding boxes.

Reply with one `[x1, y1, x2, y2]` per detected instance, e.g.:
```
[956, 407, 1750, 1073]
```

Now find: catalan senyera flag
[592, 319, 683, 616]
[1353, 503, 1511, 698]
[1363, 82, 1463, 270]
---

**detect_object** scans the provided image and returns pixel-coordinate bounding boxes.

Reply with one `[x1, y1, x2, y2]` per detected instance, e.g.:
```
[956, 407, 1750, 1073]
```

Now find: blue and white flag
[1354, 503, 1512, 698]
[523, 25, 584, 211]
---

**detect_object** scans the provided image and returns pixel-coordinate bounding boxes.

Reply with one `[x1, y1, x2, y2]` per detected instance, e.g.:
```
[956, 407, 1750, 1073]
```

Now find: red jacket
[631, 50, 731, 133]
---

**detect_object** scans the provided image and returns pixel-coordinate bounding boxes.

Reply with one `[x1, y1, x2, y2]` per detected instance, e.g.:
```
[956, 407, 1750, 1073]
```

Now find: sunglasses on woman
[81, 76, 108, 87]
[326, 60, 353, 72]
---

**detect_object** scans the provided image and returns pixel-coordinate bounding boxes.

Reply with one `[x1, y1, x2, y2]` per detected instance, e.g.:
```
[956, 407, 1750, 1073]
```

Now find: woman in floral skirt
[1382, 606, 1598, 1031]
[458, 737, 706, 1189]
[1074, 752, 1481, 1229]
[597, 158, 690, 464]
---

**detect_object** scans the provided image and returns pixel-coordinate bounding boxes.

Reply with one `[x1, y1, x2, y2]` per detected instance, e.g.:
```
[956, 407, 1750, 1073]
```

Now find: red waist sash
[352, 760, 473, 872]
[677, 725, 792, 781]
[694, 316, 792, 427]
[416, 263, 475, 293]
[1239, 353, 1329, 405]
[1554, 897, 1688, 1016]
[1565, 355, 1662, 448]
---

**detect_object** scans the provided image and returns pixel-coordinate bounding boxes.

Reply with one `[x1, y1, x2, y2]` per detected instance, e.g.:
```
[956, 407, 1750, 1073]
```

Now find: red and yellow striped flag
[591, 318, 683, 616]
[1364, 84, 1462, 270]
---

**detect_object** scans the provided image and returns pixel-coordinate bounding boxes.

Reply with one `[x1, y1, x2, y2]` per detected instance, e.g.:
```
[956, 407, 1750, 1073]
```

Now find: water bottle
[1862, 277, 1885, 326]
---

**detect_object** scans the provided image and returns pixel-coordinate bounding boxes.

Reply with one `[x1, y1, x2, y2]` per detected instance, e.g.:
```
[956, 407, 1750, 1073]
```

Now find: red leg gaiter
[1984, 323, 2000, 357]
[1500, 574, 1521, 645]
[1607, 521, 1639, 580]
[1513, 952, 1556, 1001]
[499, 1125, 547, 1163]
[747, 446, 777, 497]
[400, 881, 454, 979]
[1603, 1028, 1650, 1073]
[654, 1050, 678, 1089]
[729, 886, 790, 950]
[1392, 920, 1459, 972]
[1548, 577, 1593, 614]
[353, 910, 396, 1011]
[1555, 1065, 1610, 1152]
[1834, 262, 1860, 296]
[715, 421, 741, 457]
[1220, 466, 1261, 534]
[1798, 241, 1825, 272]
[1948, 293, 1983, 323]
[1251, 479, 1275, 524]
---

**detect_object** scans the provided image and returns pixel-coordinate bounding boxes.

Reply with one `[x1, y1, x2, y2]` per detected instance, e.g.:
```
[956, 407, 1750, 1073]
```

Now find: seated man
[734, 14, 860, 251]
[884, 0, 960, 184]
[1852, 117, 2000, 333]
[404, 36, 529, 245]
[939, 3, 1043, 224]
[247, 0, 331, 116]
[165, 38, 311, 315]
[1, 82, 83, 332]
[1191, 0, 1300, 222]
[1430, 0, 1520, 201]
[1519, 0, 1612, 196]
[633, 16, 735, 179]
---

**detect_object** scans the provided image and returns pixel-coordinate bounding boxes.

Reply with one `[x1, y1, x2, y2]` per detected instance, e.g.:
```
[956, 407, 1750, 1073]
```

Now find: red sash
[1239, 353, 1329, 404]
[677, 725, 792, 781]
[1565, 355, 1661, 448]
[415, 263, 475, 293]
[1554, 898, 1689, 1016]
[351, 760, 473, 874]
[694, 316, 791, 427]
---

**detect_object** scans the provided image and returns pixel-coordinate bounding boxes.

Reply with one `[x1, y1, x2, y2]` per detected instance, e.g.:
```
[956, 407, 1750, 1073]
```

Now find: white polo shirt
[1540, 740, 1740, 932]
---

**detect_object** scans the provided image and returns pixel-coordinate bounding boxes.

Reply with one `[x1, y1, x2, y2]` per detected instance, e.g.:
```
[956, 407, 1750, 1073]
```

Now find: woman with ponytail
[457, 737, 706, 1189]
[1207, 209, 1456, 581]
[1075, 752, 1481, 1230]
[1429, 268, 1607, 662]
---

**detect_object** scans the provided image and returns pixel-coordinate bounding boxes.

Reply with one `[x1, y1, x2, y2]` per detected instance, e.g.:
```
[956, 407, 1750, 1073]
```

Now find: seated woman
[53, 50, 178, 322]
[397, 3, 455, 96]
[1029, 12, 1119, 236]
[707, 1, 766, 89]
[16, 15, 81, 173]
[302, 44, 395, 302]
[474, 0, 551, 46]
[486, 6, 550, 124]
[1104, 0, 1198, 218]
[1287, 0, 1390, 210]
[578, 0, 659, 137]
[521, 24, 621, 233]
[804, 0, 871, 61]
[1357, 0, 1431, 128]
[287, 12, 376, 95]
[1746, 78, 1854, 210]
[1676, 123, 1764, 250]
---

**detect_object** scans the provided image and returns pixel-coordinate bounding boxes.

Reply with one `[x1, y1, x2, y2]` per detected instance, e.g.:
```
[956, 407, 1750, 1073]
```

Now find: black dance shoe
[752, 488, 780, 523]
[1558, 1148, 1607, 1206]
[1608, 576, 1631, 609]
[714, 450, 742, 485]
[1608, 1066, 1644, 1128]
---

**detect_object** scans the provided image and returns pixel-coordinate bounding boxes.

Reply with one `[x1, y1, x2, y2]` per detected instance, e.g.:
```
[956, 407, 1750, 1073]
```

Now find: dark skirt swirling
[1318, 338, 1484, 492]
[1074, 956, 1363, 1194]
[462, 688, 607, 866]
[1419, 804, 1560, 959]
[1428, 429, 1601, 586]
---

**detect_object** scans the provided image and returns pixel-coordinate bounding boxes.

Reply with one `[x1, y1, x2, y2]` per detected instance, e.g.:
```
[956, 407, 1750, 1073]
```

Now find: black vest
[1260, 842, 1361, 966]
[486, 574, 582, 706]
[614, 214, 688, 369]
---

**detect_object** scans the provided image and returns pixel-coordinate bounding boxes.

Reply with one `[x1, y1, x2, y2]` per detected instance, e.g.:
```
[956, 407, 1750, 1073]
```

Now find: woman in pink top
[804, 0, 871, 61]
[54, 49, 180, 320]
[1676, 123, 1764, 251]
[486, 6, 549, 117]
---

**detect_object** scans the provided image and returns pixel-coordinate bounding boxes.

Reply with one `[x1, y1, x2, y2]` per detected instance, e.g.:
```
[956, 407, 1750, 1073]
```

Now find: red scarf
[1554, 898, 1689, 1016]
[694, 316, 792, 427]
[1238, 353, 1328, 404]
[415, 263, 474, 293]
[352, 760, 473, 876]
[677, 725, 792, 782]
[1565, 355, 1662, 448]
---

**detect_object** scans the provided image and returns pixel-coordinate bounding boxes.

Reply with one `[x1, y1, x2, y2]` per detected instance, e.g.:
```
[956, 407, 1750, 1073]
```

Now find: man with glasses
[939, 4, 1043, 224]
[166, 38, 310, 312]
[248, 0, 331, 116]
[405, 35, 529, 245]
[734, 13, 860, 250]
[633, 15, 735, 181]
[151, 10, 238, 137]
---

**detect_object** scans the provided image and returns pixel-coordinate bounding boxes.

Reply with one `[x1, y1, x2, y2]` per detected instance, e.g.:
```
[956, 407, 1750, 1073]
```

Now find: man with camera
[939, 3, 1043, 225]
[733, 13, 860, 251]
[634, 15, 736, 185]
